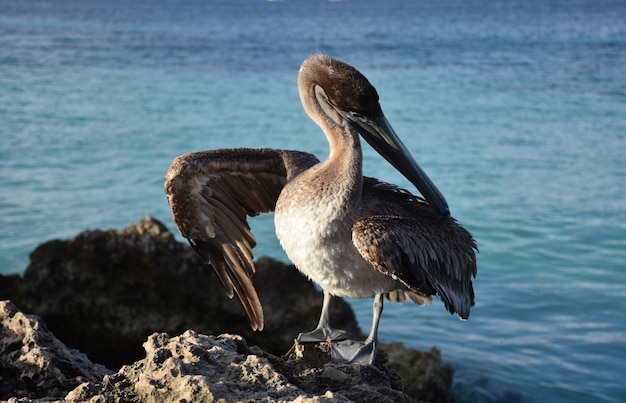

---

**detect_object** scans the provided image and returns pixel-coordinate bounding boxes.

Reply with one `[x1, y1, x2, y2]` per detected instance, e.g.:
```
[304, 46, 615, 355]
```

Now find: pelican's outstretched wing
[353, 178, 477, 319]
[165, 148, 319, 330]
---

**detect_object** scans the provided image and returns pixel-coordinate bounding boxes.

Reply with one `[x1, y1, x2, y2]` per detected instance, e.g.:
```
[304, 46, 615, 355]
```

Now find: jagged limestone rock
[66, 331, 410, 403]
[0, 300, 111, 401]
[4, 216, 360, 369]
[1, 217, 456, 402]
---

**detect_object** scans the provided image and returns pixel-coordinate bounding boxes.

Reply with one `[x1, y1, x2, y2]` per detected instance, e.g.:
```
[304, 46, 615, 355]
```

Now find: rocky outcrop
[0, 300, 111, 401]
[66, 331, 411, 403]
[384, 343, 454, 403]
[2, 216, 361, 369]
[0, 217, 456, 402]
[1, 302, 454, 402]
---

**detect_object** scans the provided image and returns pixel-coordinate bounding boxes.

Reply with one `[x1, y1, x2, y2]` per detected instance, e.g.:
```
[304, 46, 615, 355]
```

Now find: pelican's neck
[297, 68, 363, 211]
[326, 124, 361, 171]
[319, 123, 363, 210]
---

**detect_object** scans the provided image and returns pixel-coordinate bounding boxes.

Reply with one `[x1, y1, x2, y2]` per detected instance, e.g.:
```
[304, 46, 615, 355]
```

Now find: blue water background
[1, 0, 625, 401]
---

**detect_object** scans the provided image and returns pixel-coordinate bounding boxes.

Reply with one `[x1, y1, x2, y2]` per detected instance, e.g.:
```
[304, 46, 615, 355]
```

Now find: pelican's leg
[295, 290, 352, 343]
[331, 293, 384, 365]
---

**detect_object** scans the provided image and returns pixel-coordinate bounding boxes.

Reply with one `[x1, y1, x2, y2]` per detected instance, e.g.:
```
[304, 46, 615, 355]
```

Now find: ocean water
[1, 0, 625, 401]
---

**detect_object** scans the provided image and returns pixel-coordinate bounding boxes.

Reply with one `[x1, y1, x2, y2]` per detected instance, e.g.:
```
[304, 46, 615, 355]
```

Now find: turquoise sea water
[1, 1, 625, 401]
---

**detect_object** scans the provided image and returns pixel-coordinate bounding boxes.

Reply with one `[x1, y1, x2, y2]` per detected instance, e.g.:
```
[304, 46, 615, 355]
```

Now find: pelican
[165, 54, 477, 365]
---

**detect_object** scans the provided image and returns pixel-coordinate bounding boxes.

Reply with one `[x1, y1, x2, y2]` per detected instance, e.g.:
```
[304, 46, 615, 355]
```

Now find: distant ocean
[1, 0, 625, 401]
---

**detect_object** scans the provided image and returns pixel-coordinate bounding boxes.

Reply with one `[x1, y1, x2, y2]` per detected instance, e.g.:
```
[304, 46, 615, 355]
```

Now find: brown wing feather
[353, 178, 477, 319]
[165, 148, 319, 330]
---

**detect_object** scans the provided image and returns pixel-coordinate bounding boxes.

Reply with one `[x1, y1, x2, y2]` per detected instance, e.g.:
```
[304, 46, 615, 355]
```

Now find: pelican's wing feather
[165, 148, 319, 330]
[353, 178, 477, 319]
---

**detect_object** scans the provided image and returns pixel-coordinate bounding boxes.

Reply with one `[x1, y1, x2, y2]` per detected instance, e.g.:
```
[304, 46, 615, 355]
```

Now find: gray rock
[0, 300, 111, 401]
[0, 217, 456, 402]
[66, 331, 411, 403]
[3, 216, 360, 369]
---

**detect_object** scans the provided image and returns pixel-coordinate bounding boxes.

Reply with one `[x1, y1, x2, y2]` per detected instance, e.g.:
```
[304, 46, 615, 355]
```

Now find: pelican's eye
[315, 85, 344, 126]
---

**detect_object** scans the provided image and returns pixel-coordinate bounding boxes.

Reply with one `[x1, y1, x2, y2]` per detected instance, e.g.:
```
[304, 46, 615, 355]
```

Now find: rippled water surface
[2, 0, 625, 401]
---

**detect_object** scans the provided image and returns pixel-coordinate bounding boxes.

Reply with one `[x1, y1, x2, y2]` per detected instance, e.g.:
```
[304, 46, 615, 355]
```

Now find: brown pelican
[165, 54, 477, 365]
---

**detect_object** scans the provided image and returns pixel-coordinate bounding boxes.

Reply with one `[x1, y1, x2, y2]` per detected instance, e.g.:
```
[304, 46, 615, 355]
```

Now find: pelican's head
[298, 54, 450, 216]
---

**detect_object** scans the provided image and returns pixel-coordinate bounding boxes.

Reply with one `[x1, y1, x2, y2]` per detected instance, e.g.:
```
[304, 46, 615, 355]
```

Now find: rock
[0, 300, 111, 401]
[66, 331, 412, 403]
[2, 216, 361, 369]
[0, 217, 457, 402]
[383, 342, 455, 403]
[0, 302, 449, 402]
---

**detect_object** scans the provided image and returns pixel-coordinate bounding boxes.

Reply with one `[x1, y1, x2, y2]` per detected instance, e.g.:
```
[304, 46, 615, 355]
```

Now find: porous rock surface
[0, 217, 456, 402]
[0, 300, 111, 401]
[66, 331, 412, 403]
[0, 301, 423, 402]
[1, 216, 361, 369]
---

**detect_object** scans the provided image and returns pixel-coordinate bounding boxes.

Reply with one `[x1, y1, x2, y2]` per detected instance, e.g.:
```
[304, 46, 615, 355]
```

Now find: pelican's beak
[348, 113, 450, 216]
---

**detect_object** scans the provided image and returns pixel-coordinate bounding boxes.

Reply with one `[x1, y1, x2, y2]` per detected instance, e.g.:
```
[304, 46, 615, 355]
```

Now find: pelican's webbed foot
[296, 291, 352, 343]
[291, 291, 378, 365]
[331, 339, 377, 365]
[295, 326, 352, 343]
[330, 293, 384, 365]
[285, 326, 352, 361]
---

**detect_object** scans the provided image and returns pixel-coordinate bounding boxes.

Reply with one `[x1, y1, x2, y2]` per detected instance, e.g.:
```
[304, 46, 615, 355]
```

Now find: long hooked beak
[348, 113, 450, 216]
